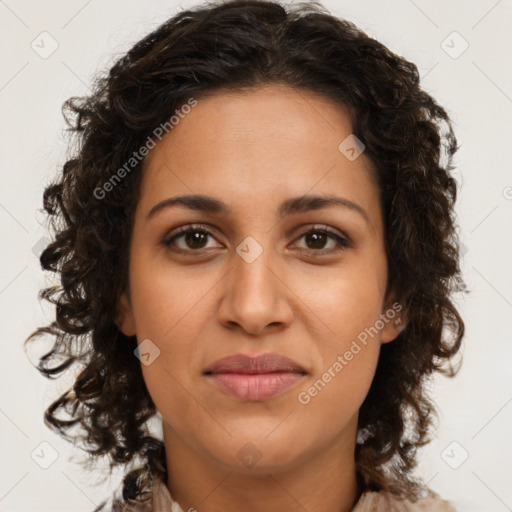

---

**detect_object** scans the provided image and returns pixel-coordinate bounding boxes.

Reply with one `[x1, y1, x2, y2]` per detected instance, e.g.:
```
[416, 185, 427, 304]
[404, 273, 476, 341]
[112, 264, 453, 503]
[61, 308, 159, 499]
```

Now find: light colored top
[117, 471, 458, 512]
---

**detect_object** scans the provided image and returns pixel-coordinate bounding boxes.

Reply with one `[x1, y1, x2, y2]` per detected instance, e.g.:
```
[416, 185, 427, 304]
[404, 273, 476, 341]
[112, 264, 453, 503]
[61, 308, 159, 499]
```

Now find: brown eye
[162, 225, 220, 253]
[181, 230, 209, 250]
[304, 231, 329, 250]
[294, 226, 351, 254]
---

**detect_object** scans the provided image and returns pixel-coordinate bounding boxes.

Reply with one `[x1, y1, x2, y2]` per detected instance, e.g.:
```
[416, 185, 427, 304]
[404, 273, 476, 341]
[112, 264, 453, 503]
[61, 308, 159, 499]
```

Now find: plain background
[1, 0, 511, 511]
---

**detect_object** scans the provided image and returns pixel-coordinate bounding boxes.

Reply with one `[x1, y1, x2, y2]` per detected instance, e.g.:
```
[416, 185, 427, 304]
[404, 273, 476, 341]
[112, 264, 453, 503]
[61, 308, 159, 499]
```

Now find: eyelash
[161, 223, 351, 256]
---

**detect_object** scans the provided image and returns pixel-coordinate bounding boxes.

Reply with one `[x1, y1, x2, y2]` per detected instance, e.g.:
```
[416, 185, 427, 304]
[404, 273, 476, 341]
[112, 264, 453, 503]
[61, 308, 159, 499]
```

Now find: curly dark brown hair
[25, 0, 467, 509]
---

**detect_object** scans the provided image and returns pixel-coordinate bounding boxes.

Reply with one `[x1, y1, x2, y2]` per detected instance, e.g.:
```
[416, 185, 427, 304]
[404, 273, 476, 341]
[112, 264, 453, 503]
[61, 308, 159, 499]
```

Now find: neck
[163, 417, 361, 512]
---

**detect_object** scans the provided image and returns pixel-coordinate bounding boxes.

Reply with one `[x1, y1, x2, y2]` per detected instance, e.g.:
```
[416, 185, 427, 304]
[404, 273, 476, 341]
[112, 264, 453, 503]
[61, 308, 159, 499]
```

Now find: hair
[25, 0, 467, 509]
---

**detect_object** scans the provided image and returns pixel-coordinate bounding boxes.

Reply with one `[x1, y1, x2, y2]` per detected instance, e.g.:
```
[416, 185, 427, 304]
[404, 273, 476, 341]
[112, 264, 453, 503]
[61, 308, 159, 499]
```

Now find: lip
[204, 353, 307, 401]
[204, 353, 306, 374]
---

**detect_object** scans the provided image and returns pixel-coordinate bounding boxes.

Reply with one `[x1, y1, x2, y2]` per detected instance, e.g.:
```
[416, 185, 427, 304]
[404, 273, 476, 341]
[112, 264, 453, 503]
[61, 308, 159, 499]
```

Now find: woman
[26, 1, 466, 510]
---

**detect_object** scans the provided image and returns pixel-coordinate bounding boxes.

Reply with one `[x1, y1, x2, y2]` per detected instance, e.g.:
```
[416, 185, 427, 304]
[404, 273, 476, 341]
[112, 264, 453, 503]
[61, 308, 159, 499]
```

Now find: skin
[116, 83, 406, 512]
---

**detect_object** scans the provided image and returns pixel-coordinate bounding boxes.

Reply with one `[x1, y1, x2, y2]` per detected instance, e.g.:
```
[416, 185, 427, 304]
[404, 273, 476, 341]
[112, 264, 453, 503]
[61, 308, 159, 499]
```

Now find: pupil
[186, 231, 207, 249]
[307, 232, 326, 249]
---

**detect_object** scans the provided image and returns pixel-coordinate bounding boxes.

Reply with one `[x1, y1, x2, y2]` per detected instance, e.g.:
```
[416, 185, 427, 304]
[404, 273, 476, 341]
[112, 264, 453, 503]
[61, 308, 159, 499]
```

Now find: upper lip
[204, 353, 307, 375]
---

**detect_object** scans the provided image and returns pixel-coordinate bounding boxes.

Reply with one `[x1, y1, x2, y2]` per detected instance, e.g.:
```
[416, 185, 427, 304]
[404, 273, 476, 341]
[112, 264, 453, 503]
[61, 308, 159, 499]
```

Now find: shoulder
[353, 490, 457, 512]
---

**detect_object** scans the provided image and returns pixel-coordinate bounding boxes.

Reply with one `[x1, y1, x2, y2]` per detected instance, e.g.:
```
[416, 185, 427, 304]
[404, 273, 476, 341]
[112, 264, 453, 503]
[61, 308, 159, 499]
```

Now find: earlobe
[380, 296, 408, 344]
[115, 292, 137, 337]
[381, 315, 407, 344]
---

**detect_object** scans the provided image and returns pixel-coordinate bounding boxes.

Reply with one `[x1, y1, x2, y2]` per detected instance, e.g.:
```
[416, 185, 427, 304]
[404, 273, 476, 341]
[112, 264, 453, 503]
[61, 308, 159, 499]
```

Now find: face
[116, 83, 404, 474]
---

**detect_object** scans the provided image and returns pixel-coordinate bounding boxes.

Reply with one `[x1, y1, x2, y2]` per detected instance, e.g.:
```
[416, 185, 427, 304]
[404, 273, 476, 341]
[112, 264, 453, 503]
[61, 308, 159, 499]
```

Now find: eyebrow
[146, 193, 370, 226]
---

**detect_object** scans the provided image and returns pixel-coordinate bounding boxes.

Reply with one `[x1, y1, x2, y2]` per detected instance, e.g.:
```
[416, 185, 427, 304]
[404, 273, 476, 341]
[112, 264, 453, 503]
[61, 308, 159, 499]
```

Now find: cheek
[290, 261, 385, 412]
[128, 259, 219, 402]
[128, 250, 217, 340]
[290, 259, 386, 341]
[296, 337, 380, 435]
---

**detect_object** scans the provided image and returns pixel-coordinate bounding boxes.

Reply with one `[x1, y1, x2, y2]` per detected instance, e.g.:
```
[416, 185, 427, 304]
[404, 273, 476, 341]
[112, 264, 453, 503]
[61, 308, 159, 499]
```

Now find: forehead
[138, 84, 381, 231]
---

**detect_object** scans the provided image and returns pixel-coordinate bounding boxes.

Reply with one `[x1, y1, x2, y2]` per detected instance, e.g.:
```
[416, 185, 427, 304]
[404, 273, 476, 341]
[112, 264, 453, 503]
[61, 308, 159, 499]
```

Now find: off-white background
[1, 1, 511, 511]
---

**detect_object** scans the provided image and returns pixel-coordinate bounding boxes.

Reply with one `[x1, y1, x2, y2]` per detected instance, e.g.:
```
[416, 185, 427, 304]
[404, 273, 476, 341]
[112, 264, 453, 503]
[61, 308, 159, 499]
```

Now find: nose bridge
[235, 240, 275, 298]
[219, 235, 291, 334]
[234, 236, 279, 307]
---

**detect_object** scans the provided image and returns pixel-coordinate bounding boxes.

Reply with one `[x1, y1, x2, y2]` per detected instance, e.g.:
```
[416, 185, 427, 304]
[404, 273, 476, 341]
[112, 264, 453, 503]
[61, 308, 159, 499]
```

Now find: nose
[217, 245, 294, 336]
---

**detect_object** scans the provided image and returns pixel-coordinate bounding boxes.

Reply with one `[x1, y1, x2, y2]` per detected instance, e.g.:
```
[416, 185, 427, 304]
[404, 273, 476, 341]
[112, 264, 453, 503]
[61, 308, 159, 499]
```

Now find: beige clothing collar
[119, 472, 457, 512]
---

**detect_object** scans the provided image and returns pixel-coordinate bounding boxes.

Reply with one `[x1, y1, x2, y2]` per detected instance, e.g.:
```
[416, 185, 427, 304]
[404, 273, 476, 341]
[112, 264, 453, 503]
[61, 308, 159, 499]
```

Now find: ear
[115, 291, 137, 337]
[380, 291, 408, 344]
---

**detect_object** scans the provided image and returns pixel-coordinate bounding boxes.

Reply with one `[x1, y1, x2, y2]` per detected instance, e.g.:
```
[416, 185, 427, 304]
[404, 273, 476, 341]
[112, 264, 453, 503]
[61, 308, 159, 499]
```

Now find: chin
[206, 433, 307, 474]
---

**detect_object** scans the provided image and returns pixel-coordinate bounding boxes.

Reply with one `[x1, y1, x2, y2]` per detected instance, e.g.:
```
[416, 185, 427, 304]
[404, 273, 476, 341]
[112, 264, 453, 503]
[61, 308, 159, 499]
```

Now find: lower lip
[207, 372, 305, 401]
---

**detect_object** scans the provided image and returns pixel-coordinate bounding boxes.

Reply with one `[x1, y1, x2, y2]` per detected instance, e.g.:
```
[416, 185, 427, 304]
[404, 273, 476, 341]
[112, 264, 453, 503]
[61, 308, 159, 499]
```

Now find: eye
[161, 224, 222, 254]
[292, 225, 351, 255]
[161, 223, 351, 255]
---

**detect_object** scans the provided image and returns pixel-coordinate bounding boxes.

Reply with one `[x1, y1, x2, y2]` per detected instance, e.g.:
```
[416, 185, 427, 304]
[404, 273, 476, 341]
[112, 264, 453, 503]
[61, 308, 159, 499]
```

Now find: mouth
[205, 372, 306, 401]
[204, 353, 307, 401]
[204, 352, 306, 374]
